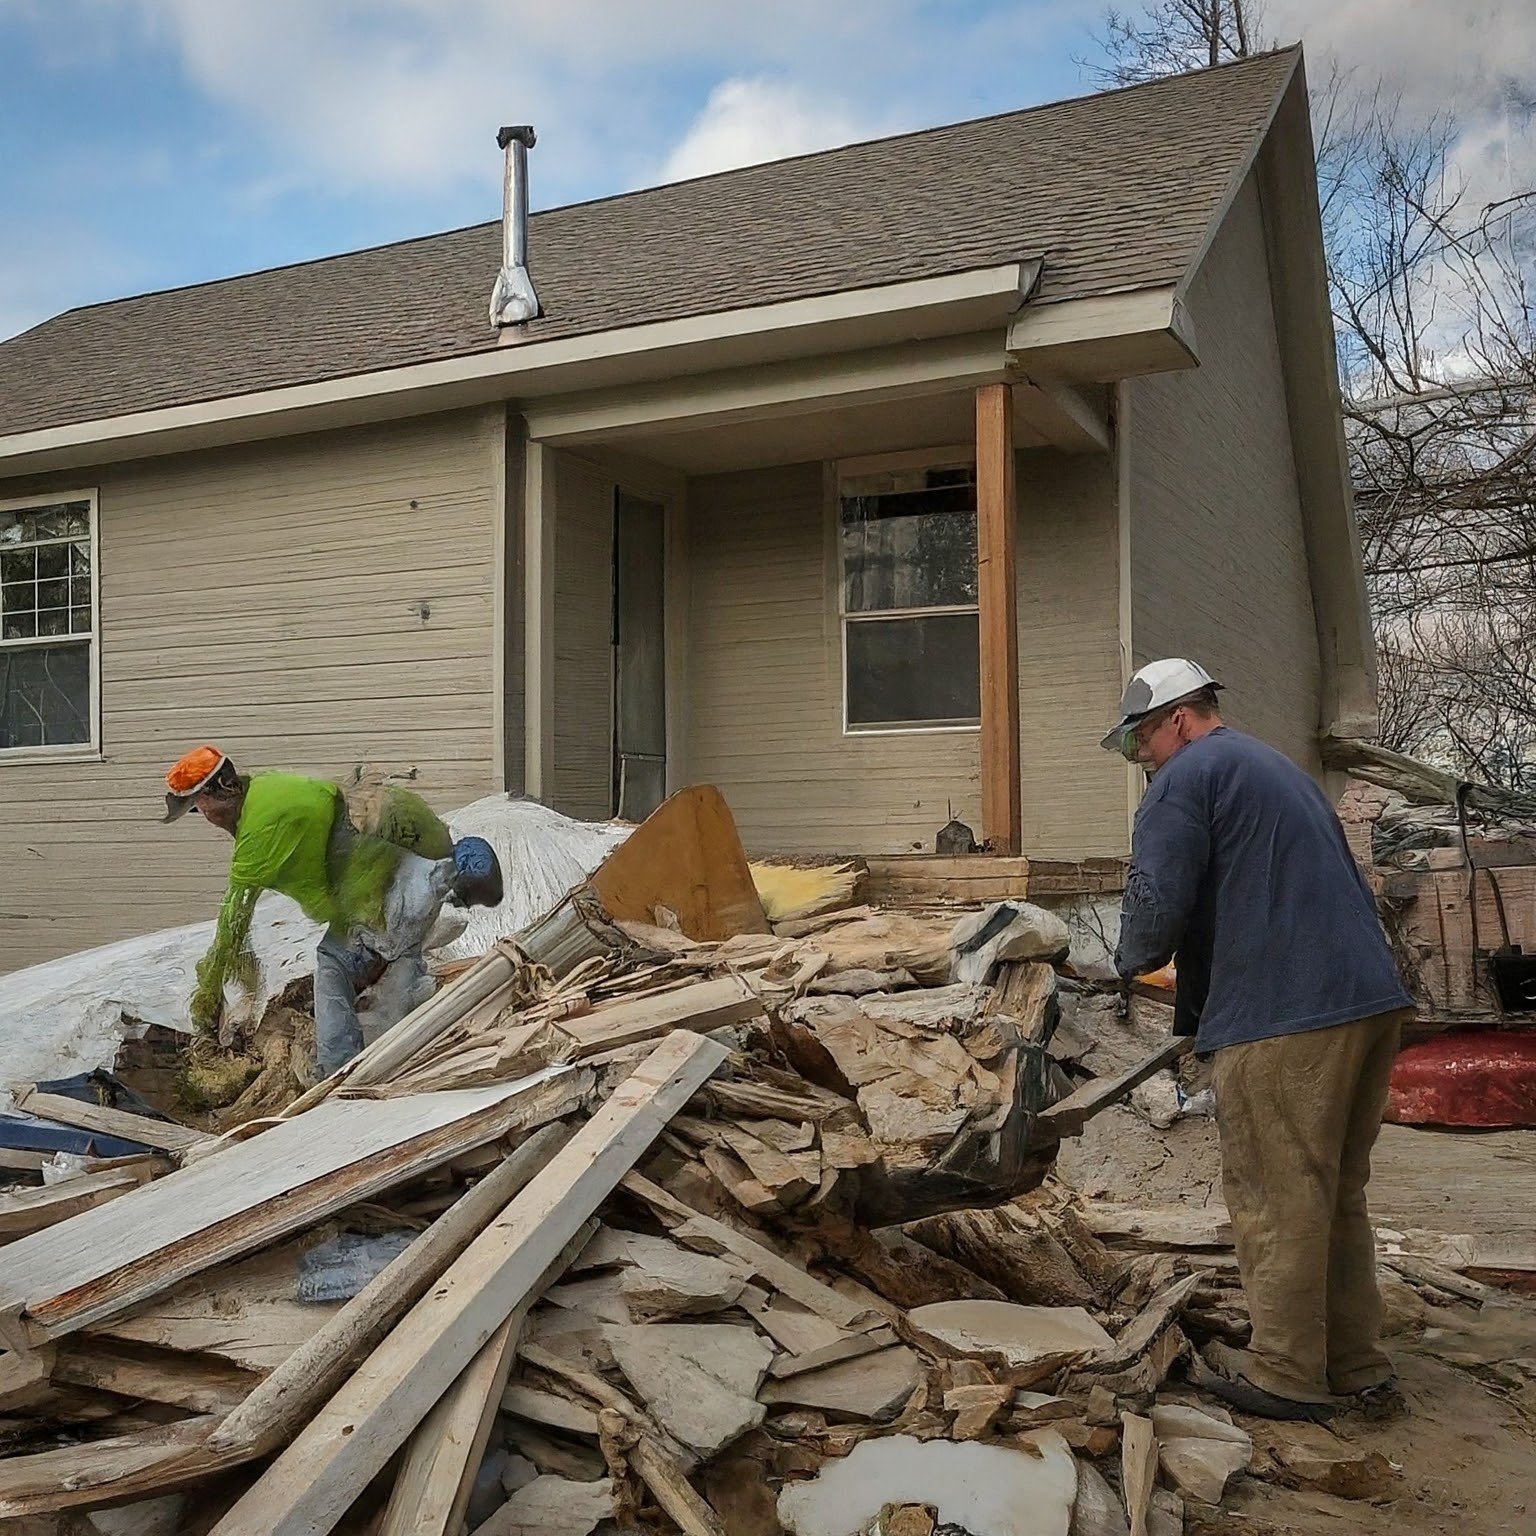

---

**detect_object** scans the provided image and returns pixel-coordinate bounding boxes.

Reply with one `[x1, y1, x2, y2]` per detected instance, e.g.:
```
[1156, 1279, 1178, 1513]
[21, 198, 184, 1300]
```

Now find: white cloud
[656, 77, 883, 186]
[117, 0, 954, 200]
[1267, 0, 1535, 204]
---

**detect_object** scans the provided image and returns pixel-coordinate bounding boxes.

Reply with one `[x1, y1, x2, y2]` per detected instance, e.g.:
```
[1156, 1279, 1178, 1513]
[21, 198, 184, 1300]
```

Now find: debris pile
[0, 785, 1528, 1535]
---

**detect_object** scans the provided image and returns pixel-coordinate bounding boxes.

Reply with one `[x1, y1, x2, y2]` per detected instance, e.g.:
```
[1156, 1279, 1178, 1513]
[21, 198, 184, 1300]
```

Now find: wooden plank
[377, 1225, 596, 1536]
[52, 1339, 261, 1416]
[210, 1122, 573, 1456]
[0, 1169, 142, 1240]
[620, 1173, 882, 1333]
[0, 1132, 575, 1518]
[205, 1030, 728, 1536]
[1033, 1037, 1193, 1142]
[10, 1087, 211, 1155]
[560, 975, 765, 1055]
[90, 1241, 331, 1372]
[976, 381, 1021, 856]
[0, 1148, 49, 1172]
[0, 1071, 582, 1347]
[0, 1418, 218, 1519]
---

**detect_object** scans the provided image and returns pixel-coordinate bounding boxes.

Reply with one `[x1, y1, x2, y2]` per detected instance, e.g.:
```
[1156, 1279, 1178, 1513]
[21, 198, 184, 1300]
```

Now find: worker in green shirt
[163, 746, 503, 1079]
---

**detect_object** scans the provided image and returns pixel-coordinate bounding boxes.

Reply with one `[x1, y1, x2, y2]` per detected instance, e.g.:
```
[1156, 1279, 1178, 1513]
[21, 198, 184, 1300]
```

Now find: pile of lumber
[0, 786, 1345, 1536]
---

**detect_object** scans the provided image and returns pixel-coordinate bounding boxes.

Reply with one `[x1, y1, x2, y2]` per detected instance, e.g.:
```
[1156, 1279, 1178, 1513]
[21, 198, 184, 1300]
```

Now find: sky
[0, 0, 1531, 343]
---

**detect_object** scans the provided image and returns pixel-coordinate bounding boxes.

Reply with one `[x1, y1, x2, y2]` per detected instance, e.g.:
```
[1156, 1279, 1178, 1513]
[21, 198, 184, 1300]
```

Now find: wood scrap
[1033, 1038, 1193, 1142]
[620, 1174, 883, 1333]
[0, 1073, 588, 1349]
[205, 1031, 726, 1536]
[9, 1088, 211, 1157]
[0, 1169, 144, 1242]
[378, 1224, 599, 1536]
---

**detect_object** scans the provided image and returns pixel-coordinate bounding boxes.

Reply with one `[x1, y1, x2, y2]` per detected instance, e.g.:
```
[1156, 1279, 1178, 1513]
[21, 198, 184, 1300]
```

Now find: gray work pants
[311, 852, 457, 1080]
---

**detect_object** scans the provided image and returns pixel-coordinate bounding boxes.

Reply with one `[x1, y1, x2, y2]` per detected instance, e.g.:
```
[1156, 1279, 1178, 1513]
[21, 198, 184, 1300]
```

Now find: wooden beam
[206, 1030, 727, 1536]
[1033, 1037, 1194, 1143]
[210, 1122, 573, 1458]
[10, 1087, 211, 1156]
[1, 1074, 582, 1347]
[1011, 375, 1112, 453]
[976, 382, 1022, 856]
[376, 1222, 597, 1536]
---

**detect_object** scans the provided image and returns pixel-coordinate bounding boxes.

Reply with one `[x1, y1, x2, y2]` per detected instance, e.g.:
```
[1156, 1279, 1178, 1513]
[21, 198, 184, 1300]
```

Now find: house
[0, 46, 1376, 974]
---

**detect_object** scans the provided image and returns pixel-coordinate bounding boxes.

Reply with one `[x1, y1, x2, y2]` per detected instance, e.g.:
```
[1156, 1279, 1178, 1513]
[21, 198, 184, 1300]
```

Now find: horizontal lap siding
[684, 456, 1125, 858]
[1127, 173, 1322, 773]
[0, 410, 503, 973]
[1017, 451, 1129, 857]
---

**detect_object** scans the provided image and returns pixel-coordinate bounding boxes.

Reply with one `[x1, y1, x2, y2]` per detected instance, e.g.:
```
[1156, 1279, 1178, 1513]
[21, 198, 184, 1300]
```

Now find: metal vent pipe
[490, 125, 540, 327]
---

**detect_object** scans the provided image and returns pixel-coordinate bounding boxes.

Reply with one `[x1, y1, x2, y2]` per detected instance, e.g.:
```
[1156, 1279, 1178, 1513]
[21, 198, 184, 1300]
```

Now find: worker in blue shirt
[1104, 660, 1414, 1422]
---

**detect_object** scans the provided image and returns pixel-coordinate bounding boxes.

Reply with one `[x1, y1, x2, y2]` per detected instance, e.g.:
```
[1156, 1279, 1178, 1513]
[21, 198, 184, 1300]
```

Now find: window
[839, 461, 979, 731]
[0, 495, 97, 754]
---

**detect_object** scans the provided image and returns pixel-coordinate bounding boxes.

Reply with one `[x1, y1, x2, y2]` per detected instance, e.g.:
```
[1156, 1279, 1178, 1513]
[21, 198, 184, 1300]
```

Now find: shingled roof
[0, 48, 1299, 438]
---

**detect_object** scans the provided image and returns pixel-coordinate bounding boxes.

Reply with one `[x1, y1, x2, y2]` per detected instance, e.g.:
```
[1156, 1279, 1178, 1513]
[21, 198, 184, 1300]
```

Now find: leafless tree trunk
[1084, 7, 1536, 790]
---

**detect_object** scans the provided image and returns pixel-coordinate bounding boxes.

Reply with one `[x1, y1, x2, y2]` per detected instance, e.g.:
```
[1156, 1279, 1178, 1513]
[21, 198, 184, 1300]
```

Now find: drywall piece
[760, 1345, 923, 1420]
[907, 1301, 1112, 1369]
[1071, 1460, 1130, 1536]
[606, 1323, 774, 1457]
[471, 1474, 613, 1536]
[778, 1431, 1076, 1536]
[1151, 1404, 1252, 1505]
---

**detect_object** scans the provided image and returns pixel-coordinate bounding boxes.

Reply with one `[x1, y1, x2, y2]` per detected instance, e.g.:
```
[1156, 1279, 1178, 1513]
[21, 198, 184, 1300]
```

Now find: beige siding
[1017, 451, 1128, 856]
[1126, 173, 1322, 771]
[684, 454, 1126, 858]
[0, 409, 506, 974]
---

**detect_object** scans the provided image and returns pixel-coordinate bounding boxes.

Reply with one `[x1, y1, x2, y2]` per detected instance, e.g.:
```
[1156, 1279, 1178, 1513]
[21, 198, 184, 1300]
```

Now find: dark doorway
[612, 491, 667, 820]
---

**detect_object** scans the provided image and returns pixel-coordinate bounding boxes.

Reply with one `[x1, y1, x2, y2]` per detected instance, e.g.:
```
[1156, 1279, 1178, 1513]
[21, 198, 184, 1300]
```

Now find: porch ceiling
[523, 342, 1111, 475]
[582, 386, 1020, 475]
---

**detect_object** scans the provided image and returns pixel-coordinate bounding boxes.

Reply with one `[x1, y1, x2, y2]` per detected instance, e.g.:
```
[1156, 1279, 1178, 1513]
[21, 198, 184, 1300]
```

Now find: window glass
[846, 613, 981, 729]
[838, 465, 979, 731]
[0, 498, 94, 751]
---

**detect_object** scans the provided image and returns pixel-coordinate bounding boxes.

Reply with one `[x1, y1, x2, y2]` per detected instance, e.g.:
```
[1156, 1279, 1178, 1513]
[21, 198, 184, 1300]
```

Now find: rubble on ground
[0, 786, 1531, 1536]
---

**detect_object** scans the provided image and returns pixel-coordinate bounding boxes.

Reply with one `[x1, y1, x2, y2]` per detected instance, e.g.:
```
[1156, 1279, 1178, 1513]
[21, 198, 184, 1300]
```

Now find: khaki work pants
[1212, 1011, 1408, 1402]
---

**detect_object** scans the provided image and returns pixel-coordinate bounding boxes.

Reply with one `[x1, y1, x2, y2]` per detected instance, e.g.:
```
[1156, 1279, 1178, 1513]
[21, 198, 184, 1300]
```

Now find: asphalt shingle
[0, 49, 1298, 437]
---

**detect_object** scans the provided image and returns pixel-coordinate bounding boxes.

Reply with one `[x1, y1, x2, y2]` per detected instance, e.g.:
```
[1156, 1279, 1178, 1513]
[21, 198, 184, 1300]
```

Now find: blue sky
[1, 0, 1530, 342]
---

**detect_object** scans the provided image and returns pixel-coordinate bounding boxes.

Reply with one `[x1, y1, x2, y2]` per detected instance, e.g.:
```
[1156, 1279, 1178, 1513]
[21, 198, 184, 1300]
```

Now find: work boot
[1189, 1345, 1338, 1424]
[1345, 1378, 1408, 1422]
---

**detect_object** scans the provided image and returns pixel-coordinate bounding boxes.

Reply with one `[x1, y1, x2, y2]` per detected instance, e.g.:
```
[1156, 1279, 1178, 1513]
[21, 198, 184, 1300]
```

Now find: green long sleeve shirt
[192, 774, 451, 1031]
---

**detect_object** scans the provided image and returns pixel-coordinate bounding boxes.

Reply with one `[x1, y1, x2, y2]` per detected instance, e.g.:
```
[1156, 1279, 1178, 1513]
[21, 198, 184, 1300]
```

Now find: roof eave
[0, 262, 1042, 480]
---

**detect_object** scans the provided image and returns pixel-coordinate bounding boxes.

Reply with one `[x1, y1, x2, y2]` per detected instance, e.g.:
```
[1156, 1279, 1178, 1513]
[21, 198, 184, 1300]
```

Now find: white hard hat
[1099, 659, 1222, 751]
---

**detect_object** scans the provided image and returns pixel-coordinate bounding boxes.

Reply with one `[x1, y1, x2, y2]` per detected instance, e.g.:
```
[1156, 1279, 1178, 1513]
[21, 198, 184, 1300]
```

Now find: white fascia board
[1006, 284, 1199, 380]
[0, 261, 1037, 480]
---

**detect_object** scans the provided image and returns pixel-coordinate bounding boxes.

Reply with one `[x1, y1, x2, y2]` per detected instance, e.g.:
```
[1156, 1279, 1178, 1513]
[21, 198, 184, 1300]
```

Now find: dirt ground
[1055, 1106, 1536, 1536]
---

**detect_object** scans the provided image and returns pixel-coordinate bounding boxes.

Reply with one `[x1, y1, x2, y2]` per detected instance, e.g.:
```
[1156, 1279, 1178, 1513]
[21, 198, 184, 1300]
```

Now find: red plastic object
[1386, 1030, 1536, 1128]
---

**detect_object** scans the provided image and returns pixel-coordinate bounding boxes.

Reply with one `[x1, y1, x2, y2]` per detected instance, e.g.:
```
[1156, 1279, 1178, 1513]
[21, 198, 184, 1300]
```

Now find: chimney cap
[497, 125, 536, 150]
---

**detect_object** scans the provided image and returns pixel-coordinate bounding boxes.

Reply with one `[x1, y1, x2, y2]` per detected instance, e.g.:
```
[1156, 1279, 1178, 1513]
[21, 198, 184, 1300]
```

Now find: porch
[514, 315, 1138, 862]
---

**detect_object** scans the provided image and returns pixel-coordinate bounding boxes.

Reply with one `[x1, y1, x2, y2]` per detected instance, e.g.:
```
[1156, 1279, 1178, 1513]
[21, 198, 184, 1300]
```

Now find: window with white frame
[0, 495, 97, 753]
[839, 461, 980, 731]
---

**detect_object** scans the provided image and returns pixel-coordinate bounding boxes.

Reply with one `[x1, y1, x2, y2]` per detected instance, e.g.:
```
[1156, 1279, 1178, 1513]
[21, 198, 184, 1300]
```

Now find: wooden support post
[976, 382, 1022, 854]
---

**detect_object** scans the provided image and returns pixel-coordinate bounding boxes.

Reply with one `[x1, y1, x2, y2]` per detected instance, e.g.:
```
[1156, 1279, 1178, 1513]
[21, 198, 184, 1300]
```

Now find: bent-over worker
[1103, 660, 1413, 1422]
[163, 747, 503, 1080]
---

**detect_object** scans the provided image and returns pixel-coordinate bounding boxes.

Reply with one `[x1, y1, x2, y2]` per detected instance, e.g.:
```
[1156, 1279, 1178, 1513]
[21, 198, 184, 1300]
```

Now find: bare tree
[1084, 0, 1263, 86]
[1085, 7, 1536, 789]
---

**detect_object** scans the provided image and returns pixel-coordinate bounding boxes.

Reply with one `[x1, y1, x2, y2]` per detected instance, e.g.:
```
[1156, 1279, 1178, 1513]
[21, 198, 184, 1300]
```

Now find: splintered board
[0, 1070, 578, 1348]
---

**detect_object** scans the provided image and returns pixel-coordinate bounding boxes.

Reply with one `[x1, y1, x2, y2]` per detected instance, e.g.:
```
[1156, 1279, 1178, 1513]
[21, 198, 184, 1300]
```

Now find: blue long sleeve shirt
[1114, 727, 1412, 1051]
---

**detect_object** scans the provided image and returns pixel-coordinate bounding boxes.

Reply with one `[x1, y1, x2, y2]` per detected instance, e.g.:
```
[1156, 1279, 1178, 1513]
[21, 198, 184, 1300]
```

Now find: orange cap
[163, 746, 234, 822]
